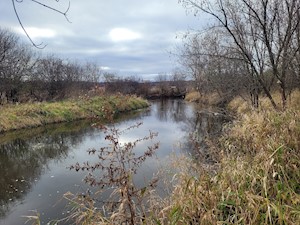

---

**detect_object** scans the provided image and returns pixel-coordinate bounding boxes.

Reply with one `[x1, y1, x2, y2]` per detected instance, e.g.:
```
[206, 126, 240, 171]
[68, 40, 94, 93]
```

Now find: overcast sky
[0, 0, 206, 80]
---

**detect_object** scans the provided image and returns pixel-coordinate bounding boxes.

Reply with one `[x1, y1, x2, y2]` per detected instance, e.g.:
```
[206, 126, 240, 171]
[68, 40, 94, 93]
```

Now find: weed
[67, 122, 159, 224]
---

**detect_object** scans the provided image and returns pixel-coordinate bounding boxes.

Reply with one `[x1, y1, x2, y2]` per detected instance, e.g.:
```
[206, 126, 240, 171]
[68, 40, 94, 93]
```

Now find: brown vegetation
[151, 91, 300, 224]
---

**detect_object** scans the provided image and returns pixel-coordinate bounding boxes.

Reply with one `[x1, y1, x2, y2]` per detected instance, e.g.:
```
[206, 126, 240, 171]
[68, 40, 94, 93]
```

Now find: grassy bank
[0, 95, 149, 133]
[185, 90, 229, 107]
[155, 91, 300, 224]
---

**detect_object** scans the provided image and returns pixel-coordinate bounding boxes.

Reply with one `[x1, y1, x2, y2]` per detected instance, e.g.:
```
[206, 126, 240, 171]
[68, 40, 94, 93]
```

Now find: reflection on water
[154, 99, 189, 123]
[0, 121, 95, 220]
[189, 110, 229, 163]
[0, 99, 228, 225]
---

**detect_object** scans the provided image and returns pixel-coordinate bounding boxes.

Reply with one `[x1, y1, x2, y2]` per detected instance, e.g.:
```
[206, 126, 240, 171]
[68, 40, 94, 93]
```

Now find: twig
[11, 0, 72, 48]
[12, 0, 46, 48]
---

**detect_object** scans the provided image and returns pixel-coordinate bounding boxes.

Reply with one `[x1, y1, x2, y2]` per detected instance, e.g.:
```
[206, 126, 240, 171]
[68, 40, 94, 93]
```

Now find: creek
[0, 99, 227, 225]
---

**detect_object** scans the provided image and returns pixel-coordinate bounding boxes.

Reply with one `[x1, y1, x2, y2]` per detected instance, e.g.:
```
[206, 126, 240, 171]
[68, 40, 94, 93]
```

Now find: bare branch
[11, 0, 71, 48]
[12, 0, 46, 49]
[30, 0, 72, 23]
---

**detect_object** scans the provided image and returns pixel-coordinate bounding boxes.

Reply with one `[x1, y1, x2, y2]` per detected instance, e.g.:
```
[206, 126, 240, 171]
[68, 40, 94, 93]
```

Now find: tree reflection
[154, 99, 188, 122]
[183, 110, 230, 162]
[153, 100, 227, 158]
[0, 120, 94, 218]
[152, 99, 229, 162]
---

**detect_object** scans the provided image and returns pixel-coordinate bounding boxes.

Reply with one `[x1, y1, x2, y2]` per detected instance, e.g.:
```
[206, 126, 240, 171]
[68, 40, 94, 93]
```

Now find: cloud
[0, 0, 203, 78]
[15, 27, 56, 39]
[100, 66, 111, 71]
[109, 28, 142, 42]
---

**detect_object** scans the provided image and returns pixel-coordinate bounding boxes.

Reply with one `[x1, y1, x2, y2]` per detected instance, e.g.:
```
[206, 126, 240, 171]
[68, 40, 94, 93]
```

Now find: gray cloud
[0, 0, 204, 79]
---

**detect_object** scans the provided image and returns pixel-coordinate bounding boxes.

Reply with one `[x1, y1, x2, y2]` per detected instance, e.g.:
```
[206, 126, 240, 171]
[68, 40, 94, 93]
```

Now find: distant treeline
[102, 73, 189, 98]
[0, 27, 191, 104]
[0, 27, 101, 104]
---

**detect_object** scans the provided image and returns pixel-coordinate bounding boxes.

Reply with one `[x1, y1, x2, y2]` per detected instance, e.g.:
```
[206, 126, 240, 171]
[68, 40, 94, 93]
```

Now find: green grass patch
[0, 95, 149, 133]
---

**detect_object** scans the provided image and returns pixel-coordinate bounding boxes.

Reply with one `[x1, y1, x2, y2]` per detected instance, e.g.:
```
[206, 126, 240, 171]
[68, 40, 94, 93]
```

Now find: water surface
[0, 99, 226, 224]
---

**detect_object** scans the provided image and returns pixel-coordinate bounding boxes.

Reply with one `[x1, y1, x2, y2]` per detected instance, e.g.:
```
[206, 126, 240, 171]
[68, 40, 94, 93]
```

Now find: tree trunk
[280, 81, 287, 109]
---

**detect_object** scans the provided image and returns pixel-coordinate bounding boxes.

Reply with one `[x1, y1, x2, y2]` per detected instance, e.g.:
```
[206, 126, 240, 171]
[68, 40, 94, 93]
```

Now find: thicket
[0, 25, 190, 104]
[103, 72, 189, 99]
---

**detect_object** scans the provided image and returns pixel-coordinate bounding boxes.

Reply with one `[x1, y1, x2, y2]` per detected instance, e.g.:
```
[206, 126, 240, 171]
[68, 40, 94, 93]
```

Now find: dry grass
[185, 91, 201, 102]
[185, 91, 226, 107]
[158, 147, 300, 224]
[226, 90, 300, 153]
[151, 90, 300, 224]
[0, 95, 148, 133]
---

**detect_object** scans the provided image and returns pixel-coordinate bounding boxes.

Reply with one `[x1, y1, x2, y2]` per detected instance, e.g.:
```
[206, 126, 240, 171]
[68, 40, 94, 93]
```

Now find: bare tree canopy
[180, 0, 300, 109]
[0, 27, 102, 104]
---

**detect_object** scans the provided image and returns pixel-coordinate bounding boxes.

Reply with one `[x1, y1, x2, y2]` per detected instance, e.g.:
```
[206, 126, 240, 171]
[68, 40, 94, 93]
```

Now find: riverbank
[0, 95, 149, 133]
[185, 90, 230, 108]
[154, 90, 300, 224]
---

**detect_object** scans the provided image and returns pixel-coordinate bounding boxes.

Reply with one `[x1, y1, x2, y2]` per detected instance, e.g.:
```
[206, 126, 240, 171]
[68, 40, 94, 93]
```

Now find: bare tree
[0, 28, 36, 103]
[0, 28, 18, 103]
[103, 73, 143, 95]
[180, 0, 300, 109]
[35, 55, 64, 99]
[171, 68, 187, 93]
[180, 31, 252, 103]
[156, 73, 169, 95]
[83, 62, 102, 83]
